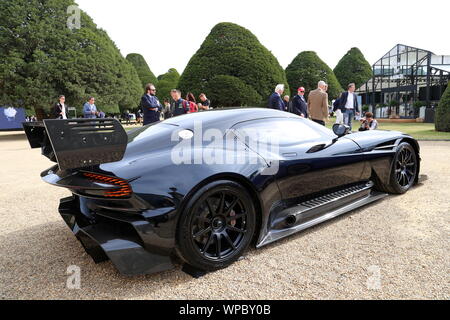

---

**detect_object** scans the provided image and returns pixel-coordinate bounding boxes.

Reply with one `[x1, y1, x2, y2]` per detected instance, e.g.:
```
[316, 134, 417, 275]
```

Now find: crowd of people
[44, 80, 377, 132]
[268, 81, 378, 131]
[139, 84, 212, 125]
[46, 85, 212, 126]
[50, 95, 106, 120]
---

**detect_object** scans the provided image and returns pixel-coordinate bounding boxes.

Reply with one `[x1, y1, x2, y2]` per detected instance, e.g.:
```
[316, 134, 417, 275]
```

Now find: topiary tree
[126, 53, 158, 88]
[205, 75, 262, 107]
[285, 51, 342, 99]
[435, 83, 450, 132]
[156, 68, 180, 103]
[389, 100, 400, 117]
[178, 22, 289, 107]
[0, 0, 142, 117]
[413, 100, 423, 117]
[333, 47, 373, 90]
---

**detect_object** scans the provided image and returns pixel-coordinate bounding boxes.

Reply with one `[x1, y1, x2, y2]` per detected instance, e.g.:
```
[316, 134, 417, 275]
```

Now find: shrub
[333, 47, 373, 89]
[205, 75, 262, 107]
[413, 101, 423, 117]
[413, 101, 424, 108]
[389, 100, 400, 107]
[285, 51, 343, 99]
[156, 68, 180, 103]
[435, 83, 450, 132]
[178, 22, 288, 107]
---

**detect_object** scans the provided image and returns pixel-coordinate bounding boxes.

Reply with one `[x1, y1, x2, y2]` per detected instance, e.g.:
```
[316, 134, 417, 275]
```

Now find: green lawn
[325, 119, 450, 140]
[123, 119, 450, 141]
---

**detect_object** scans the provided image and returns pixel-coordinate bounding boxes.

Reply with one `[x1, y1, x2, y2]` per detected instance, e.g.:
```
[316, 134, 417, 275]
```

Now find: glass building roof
[358, 44, 450, 92]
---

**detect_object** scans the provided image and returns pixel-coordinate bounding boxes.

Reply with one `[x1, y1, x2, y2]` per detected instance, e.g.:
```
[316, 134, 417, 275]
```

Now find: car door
[233, 117, 366, 201]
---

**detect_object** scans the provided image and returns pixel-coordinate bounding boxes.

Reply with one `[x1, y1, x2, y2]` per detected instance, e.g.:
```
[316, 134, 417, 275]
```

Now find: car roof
[163, 108, 298, 130]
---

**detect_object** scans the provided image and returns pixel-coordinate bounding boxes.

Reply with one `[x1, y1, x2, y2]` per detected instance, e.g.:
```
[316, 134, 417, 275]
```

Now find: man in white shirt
[53, 95, 67, 119]
[341, 83, 360, 130]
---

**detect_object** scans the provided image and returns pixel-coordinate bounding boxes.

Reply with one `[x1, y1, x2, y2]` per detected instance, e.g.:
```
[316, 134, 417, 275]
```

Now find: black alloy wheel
[177, 180, 256, 271]
[394, 145, 417, 189]
[377, 142, 418, 194]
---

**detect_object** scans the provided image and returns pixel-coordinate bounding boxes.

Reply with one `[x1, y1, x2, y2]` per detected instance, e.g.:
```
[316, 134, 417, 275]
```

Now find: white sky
[75, 0, 450, 77]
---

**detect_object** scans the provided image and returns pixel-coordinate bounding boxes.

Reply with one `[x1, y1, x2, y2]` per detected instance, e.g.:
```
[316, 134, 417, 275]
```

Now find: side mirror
[332, 123, 350, 137]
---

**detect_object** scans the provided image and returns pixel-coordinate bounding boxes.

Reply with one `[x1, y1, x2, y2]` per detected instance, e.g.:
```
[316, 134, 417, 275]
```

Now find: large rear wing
[23, 119, 127, 170]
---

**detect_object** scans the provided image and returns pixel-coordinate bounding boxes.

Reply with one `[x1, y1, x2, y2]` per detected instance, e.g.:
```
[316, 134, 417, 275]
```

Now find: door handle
[282, 152, 297, 157]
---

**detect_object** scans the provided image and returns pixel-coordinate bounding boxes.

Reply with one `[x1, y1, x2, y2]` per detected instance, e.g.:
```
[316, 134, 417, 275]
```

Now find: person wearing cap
[292, 87, 308, 118]
[307, 81, 329, 126]
[268, 84, 286, 111]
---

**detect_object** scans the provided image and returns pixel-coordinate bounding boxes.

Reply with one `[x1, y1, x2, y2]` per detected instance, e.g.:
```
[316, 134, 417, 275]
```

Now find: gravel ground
[0, 131, 448, 300]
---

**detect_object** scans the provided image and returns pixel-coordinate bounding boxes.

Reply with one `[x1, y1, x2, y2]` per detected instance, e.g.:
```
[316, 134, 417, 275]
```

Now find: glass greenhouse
[357, 44, 450, 121]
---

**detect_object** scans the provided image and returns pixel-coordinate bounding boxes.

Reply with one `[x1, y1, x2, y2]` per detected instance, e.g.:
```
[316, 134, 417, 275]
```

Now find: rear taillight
[83, 172, 132, 198]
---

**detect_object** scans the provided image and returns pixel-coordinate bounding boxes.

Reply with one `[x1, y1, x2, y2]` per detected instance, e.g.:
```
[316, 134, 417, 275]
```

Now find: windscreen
[234, 117, 335, 147]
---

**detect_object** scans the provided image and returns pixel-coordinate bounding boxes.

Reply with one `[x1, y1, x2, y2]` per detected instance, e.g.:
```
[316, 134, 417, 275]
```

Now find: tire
[176, 180, 256, 271]
[376, 142, 418, 194]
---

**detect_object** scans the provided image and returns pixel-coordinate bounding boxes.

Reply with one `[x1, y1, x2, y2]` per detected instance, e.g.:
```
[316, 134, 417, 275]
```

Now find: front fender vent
[374, 140, 398, 151]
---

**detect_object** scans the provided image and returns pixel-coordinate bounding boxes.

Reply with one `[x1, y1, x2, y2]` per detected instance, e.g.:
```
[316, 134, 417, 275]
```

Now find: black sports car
[23, 108, 420, 276]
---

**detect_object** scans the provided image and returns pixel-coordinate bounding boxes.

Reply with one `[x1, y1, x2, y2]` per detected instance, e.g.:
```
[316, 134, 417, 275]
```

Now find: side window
[234, 118, 333, 146]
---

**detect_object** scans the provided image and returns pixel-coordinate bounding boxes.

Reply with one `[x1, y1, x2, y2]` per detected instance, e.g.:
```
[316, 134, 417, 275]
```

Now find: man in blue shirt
[141, 83, 162, 125]
[268, 84, 286, 111]
[83, 97, 98, 118]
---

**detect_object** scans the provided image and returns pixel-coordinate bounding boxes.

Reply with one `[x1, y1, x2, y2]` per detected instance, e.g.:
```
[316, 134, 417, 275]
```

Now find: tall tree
[178, 22, 289, 107]
[0, 0, 142, 116]
[285, 51, 343, 99]
[435, 82, 450, 132]
[126, 53, 158, 88]
[156, 68, 180, 103]
[333, 47, 373, 89]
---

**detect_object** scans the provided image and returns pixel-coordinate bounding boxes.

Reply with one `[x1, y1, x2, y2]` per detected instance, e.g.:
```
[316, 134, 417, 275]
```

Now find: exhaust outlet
[285, 215, 297, 227]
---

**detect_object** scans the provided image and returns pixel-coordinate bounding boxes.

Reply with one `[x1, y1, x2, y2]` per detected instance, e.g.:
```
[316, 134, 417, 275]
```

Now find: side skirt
[256, 183, 388, 248]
